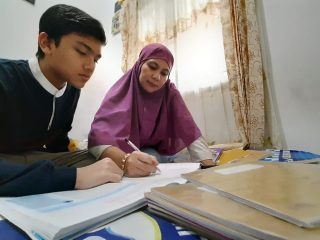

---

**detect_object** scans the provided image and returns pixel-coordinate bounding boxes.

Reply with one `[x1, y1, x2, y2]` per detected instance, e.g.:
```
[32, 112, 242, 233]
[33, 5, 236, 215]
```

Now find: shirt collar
[28, 57, 67, 97]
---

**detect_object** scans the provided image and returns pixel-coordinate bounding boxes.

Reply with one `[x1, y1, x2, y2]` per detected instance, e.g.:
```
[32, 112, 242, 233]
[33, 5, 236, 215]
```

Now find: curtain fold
[220, 0, 265, 149]
[119, 0, 139, 72]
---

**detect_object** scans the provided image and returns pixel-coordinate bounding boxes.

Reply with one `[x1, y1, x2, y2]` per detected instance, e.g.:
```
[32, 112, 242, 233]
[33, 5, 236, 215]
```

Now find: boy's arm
[48, 132, 70, 152]
[0, 158, 124, 197]
[0, 159, 76, 197]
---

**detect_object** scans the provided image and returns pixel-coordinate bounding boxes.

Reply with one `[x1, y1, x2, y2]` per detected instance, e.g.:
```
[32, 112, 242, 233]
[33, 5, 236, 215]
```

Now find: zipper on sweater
[47, 94, 56, 131]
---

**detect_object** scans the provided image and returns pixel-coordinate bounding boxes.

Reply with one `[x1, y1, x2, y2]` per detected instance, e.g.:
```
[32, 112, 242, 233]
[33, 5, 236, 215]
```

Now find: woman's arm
[97, 146, 159, 177]
[187, 136, 216, 167]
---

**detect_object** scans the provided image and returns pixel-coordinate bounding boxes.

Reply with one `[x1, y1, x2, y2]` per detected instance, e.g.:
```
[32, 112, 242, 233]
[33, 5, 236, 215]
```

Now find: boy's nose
[84, 61, 94, 71]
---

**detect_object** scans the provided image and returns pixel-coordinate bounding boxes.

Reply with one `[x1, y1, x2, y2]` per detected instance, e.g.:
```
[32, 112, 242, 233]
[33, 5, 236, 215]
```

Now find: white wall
[0, 0, 123, 141]
[257, 0, 320, 154]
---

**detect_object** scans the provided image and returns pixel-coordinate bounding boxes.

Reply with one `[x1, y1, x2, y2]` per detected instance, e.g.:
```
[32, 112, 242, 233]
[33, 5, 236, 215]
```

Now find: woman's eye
[161, 72, 168, 77]
[148, 64, 157, 70]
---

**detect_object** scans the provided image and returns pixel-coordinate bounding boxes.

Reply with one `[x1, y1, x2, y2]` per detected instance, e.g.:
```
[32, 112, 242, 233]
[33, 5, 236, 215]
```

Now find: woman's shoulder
[166, 82, 186, 106]
[167, 81, 180, 95]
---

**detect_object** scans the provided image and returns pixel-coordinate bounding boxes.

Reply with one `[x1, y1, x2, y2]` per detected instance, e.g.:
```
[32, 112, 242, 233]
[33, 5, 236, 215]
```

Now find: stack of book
[146, 159, 320, 239]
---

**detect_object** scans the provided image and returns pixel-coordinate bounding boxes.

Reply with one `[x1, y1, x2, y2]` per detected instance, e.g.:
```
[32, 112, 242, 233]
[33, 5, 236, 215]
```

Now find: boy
[0, 4, 124, 196]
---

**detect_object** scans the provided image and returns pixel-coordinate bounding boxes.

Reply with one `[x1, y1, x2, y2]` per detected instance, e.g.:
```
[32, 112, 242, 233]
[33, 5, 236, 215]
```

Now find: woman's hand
[200, 159, 216, 169]
[125, 151, 159, 177]
[75, 157, 123, 190]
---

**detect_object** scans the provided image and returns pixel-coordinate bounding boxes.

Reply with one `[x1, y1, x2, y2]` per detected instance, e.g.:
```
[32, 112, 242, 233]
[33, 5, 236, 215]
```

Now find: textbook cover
[78, 210, 204, 240]
[146, 191, 256, 240]
[146, 183, 320, 240]
[216, 149, 271, 165]
[182, 162, 320, 228]
[0, 163, 199, 240]
[0, 210, 204, 240]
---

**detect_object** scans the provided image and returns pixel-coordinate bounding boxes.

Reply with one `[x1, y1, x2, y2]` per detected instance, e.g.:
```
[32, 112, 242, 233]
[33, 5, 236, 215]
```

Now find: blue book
[261, 149, 320, 163]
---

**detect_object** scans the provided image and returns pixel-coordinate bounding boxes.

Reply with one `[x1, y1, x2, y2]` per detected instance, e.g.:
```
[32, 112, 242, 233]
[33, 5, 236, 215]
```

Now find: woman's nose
[153, 72, 161, 81]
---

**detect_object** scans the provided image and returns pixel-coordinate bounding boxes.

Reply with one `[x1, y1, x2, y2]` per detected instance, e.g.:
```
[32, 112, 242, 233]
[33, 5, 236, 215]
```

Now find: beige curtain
[119, 0, 139, 72]
[220, 0, 265, 149]
[120, 0, 219, 72]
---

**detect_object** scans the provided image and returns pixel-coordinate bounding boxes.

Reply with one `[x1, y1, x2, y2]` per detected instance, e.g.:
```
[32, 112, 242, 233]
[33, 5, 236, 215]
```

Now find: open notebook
[0, 163, 199, 240]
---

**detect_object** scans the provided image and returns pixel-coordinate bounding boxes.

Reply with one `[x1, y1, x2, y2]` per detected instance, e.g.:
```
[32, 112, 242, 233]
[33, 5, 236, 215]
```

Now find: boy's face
[138, 59, 169, 93]
[41, 33, 102, 89]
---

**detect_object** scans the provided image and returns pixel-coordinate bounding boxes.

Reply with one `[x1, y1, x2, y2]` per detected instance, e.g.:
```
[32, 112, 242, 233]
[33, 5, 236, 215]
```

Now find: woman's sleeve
[187, 136, 213, 161]
[0, 159, 76, 197]
[88, 145, 112, 160]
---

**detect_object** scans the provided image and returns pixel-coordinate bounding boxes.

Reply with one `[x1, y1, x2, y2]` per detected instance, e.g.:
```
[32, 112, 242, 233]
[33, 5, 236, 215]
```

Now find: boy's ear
[38, 32, 54, 55]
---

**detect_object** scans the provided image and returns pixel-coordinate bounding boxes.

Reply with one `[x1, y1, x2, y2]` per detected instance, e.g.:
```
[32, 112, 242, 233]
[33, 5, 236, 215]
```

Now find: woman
[88, 43, 214, 177]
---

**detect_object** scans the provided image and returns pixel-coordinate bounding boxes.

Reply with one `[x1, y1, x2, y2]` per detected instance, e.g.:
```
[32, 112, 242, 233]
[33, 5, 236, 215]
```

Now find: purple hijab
[88, 43, 201, 155]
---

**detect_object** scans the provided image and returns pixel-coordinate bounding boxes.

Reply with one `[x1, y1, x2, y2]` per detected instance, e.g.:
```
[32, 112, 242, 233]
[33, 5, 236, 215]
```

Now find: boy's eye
[76, 48, 87, 55]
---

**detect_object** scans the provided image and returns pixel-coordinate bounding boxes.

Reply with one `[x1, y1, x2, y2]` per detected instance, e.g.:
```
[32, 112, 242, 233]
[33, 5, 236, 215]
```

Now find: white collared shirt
[28, 57, 67, 130]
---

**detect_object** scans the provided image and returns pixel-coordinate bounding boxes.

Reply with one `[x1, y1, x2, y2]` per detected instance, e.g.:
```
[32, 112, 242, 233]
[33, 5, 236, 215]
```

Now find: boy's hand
[75, 157, 123, 189]
[125, 151, 159, 177]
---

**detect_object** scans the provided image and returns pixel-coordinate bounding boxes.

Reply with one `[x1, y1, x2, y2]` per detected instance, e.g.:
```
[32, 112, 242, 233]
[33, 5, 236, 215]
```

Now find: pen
[125, 138, 161, 172]
[125, 138, 140, 151]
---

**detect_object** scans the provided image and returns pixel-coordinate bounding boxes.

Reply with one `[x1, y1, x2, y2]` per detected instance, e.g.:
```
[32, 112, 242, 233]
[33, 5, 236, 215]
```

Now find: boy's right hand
[75, 157, 123, 190]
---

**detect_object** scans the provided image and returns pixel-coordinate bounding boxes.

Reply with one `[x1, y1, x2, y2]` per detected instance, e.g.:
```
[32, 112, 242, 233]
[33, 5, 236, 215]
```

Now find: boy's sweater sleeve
[0, 159, 76, 197]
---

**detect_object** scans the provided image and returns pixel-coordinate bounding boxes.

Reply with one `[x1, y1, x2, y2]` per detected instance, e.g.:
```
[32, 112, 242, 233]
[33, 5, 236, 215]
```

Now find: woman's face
[139, 59, 170, 93]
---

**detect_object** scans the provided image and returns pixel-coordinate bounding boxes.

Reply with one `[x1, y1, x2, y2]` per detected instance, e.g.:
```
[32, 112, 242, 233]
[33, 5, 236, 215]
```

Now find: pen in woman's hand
[125, 138, 140, 151]
[125, 138, 161, 172]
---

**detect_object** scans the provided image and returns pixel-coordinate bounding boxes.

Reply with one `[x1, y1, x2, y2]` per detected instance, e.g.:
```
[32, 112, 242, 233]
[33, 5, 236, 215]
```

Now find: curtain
[220, 0, 265, 149]
[119, 0, 139, 72]
[120, 0, 219, 72]
[120, 0, 242, 145]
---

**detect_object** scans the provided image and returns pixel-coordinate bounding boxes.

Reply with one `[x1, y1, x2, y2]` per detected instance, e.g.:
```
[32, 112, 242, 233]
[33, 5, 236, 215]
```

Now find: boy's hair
[36, 4, 106, 59]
